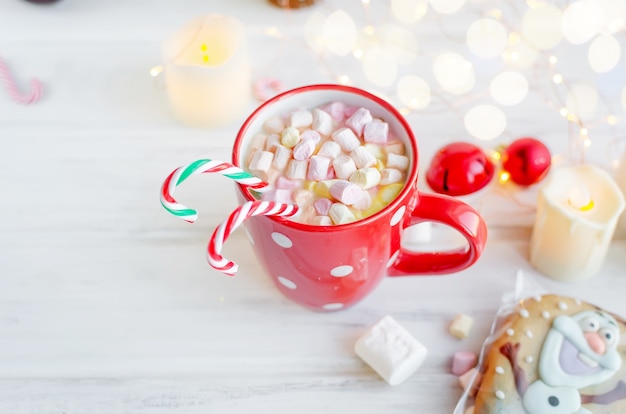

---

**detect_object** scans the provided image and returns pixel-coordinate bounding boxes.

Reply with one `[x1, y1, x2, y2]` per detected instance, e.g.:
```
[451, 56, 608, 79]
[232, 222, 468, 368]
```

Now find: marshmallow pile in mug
[245, 102, 410, 225]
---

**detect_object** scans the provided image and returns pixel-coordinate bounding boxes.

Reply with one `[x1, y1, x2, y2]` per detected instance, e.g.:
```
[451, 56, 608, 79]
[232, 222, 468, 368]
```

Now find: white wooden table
[1, 1, 625, 412]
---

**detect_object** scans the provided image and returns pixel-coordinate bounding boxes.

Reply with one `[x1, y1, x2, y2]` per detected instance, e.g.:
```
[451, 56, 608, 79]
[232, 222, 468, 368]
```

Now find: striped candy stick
[160, 158, 271, 223]
[207, 201, 299, 276]
[0, 56, 43, 105]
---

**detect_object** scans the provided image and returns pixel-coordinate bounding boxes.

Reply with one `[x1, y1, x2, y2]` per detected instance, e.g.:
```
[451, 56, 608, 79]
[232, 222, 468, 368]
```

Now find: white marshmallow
[263, 116, 285, 134]
[281, 126, 301, 148]
[317, 140, 342, 159]
[332, 127, 361, 152]
[330, 180, 363, 205]
[386, 153, 410, 170]
[333, 155, 357, 180]
[265, 133, 281, 151]
[352, 190, 372, 210]
[312, 108, 333, 136]
[328, 203, 356, 225]
[248, 133, 267, 152]
[313, 179, 339, 198]
[293, 189, 315, 207]
[273, 145, 292, 170]
[293, 138, 316, 160]
[248, 150, 274, 177]
[386, 141, 405, 155]
[380, 168, 404, 185]
[301, 129, 321, 143]
[307, 155, 331, 181]
[363, 121, 389, 144]
[363, 143, 385, 160]
[289, 109, 313, 128]
[346, 107, 373, 137]
[285, 159, 308, 180]
[350, 168, 381, 190]
[354, 315, 428, 386]
[449, 313, 474, 339]
[350, 146, 377, 169]
[321, 101, 346, 121]
[310, 215, 333, 226]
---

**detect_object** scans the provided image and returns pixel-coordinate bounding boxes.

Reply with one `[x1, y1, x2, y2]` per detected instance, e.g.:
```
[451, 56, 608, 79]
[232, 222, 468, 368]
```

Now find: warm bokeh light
[378, 25, 418, 65]
[521, 3, 563, 50]
[588, 34, 621, 73]
[429, 0, 466, 14]
[397, 75, 431, 109]
[391, 0, 429, 23]
[324, 10, 357, 56]
[433, 52, 476, 95]
[561, 1, 600, 45]
[464, 105, 507, 141]
[502, 33, 539, 69]
[489, 71, 529, 106]
[363, 46, 398, 87]
[466, 18, 508, 59]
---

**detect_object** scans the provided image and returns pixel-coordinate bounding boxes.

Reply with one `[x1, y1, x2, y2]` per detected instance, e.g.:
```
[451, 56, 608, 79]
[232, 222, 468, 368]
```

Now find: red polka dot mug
[232, 84, 488, 312]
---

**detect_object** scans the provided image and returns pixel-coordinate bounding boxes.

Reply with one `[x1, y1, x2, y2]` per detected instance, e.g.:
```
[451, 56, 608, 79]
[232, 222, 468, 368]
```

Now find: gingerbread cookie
[471, 294, 626, 413]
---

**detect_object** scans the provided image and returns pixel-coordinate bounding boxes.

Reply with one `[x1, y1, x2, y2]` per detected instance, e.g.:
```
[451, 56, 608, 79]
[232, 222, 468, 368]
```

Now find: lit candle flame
[200, 43, 209, 64]
[568, 185, 594, 211]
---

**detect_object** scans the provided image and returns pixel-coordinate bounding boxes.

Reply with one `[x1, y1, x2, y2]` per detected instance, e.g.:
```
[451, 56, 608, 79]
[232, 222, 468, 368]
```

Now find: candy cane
[160, 158, 271, 223]
[0, 56, 43, 105]
[253, 77, 284, 102]
[207, 201, 299, 276]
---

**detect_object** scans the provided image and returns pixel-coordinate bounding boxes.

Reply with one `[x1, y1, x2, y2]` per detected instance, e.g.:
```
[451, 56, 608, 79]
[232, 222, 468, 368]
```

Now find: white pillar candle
[530, 164, 625, 282]
[163, 15, 251, 128]
[616, 148, 626, 236]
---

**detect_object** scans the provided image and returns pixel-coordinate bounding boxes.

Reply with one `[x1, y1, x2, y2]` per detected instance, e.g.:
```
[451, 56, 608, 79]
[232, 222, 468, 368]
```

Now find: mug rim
[232, 83, 419, 230]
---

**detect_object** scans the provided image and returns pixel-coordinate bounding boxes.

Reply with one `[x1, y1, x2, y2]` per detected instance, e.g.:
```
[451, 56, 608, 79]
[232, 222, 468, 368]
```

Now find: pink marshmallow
[345, 107, 373, 137]
[261, 189, 293, 204]
[301, 129, 321, 143]
[321, 101, 346, 121]
[329, 180, 363, 205]
[363, 121, 389, 144]
[451, 351, 477, 376]
[314, 197, 332, 215]
[293, 138, 316, 160]
[275, 176, 302, 190]
[308, 155, 331, 181]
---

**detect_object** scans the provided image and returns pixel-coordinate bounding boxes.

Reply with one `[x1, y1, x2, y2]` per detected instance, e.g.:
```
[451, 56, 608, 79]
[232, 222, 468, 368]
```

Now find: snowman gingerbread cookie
[472, 294, 626, 413]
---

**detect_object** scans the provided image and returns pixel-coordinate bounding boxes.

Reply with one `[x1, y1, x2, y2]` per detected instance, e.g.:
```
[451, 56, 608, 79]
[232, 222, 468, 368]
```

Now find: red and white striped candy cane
[253, 77, 285, 102]
[207, 201, 299, 276]
[0, 56, 43, 105]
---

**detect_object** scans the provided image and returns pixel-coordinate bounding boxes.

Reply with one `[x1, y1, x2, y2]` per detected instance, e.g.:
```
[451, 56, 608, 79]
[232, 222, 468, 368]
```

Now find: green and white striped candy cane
[160, 158, 270, 223]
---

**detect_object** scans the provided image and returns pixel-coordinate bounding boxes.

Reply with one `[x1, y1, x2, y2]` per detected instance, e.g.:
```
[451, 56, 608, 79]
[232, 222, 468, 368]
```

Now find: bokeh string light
[297, 0, 626, 172]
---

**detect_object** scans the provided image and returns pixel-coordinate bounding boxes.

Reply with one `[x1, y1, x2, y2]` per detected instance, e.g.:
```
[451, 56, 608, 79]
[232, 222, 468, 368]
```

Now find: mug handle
[387, 191, 488, 276]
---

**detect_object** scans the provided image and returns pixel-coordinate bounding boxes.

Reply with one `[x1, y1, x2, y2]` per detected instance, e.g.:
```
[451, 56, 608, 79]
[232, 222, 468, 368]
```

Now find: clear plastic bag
[454, 270, 626, 414]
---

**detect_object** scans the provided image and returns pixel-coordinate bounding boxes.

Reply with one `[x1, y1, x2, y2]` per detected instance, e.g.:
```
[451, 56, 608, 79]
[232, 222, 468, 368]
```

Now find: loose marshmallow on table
[354, 315, 428, 386]
[451, 350, 477, 376]
[449, 313, 474, 339]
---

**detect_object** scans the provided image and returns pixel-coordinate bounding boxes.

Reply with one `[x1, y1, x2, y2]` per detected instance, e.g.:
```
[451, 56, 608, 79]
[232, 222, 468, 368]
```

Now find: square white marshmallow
[354, 315, 427, 386]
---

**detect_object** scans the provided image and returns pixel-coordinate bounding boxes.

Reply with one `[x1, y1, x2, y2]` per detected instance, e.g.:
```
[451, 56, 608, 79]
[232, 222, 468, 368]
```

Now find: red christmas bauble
[501, 137, 551, 186]
[426, 142, 495, 196]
